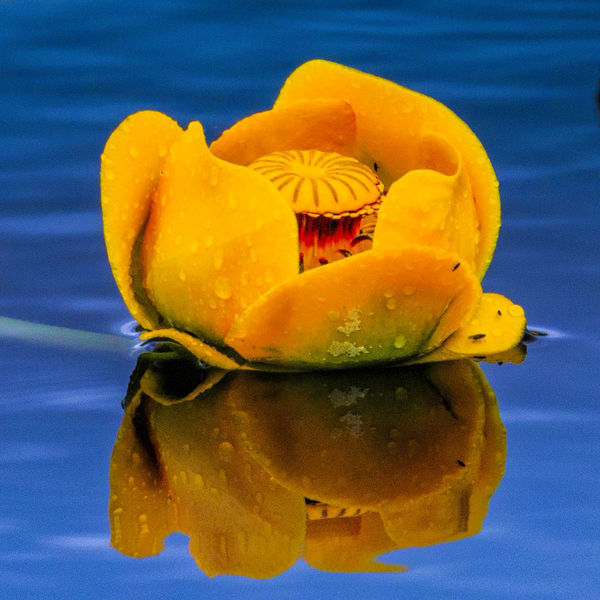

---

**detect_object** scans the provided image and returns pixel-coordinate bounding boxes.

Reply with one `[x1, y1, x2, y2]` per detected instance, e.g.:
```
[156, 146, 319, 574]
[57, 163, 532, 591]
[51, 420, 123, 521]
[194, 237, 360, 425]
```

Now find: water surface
[1, 1, 599, 598]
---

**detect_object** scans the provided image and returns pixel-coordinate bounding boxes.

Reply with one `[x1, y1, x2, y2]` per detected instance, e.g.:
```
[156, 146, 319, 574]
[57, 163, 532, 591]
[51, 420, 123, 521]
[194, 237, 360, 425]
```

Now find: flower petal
[378, 361, 505, 547]
[139, 329, 241, 370]
[304, 513, 404, 573]
[373, 132, 478, 271]
[275, 60, 500, 278]
[100, 110, 183, 329]
[413, 292, 526, 363]
[141, 121, 299, 347]
[209, 98, 356, 165]
[109, 389, 174, 558]
[146, 390, 306, 578]
[227, 362, 487, 507]
[226, 246, 481, 369]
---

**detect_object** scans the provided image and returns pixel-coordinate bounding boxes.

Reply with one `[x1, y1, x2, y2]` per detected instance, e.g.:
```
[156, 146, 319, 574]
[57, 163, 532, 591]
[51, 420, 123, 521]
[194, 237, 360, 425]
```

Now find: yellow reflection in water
[109, 351, 505, 577]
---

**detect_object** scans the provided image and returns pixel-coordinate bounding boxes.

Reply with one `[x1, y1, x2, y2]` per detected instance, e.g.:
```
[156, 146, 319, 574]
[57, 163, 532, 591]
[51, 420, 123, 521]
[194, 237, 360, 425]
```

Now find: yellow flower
[109, 357, 505, 576]
[100, 60, 526, 370]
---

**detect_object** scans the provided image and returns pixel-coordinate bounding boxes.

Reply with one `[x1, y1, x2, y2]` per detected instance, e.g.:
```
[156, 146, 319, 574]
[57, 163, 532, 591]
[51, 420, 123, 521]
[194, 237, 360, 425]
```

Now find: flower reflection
[109, 350, 506, 577]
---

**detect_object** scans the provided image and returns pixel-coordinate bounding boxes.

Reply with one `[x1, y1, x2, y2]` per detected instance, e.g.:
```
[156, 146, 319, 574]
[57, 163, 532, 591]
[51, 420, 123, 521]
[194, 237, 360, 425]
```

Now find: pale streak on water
[1, 1, 599, 598]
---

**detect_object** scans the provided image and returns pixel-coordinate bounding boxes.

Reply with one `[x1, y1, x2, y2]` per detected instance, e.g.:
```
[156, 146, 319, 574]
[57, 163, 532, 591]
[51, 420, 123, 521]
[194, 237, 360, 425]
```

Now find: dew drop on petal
[213, 248, 224, 271]
[214, 276, 232, 299]
[385, 298, 397, 310]
[402, 285, 416, 296]
[394, 334, 407, 349]
[128, 146, 139, 158]
[509, 304, 524, 317]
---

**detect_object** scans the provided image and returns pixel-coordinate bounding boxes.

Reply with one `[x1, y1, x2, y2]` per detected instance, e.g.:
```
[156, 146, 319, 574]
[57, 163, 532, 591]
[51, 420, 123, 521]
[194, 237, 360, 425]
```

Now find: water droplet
[219, 468, 228, 485]
[112, 507, 124, 515]
[386, 441, 397, 451]
[386, 298, 397, 310]
[237, 530, 248, 553]
[509, 304, 524, 317]
[218, 441, 234, 462]
[383, 289, 394, 298]
[179, 470, 188, 485]
[395, 387, 408, 402]
[213, 248, 223, 270]
[194, 473, 204, 487]
[214, 275, 231, 299]
[128, 146, 139, 158]
[394, 334, 406, 349]
[402, 285, 416, 296]
[138, 514, 148, 523]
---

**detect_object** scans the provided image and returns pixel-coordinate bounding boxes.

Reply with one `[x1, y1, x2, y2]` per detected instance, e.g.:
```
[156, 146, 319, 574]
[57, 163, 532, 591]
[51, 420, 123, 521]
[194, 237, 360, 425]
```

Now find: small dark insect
[457, 460, 466, 467]
[373, 162, 378, 172]
[497, 309, 502, 315]
[452, 262, 461, 271]
[338, 249, 353, 258]
[473, 355, 487, 360]
[469, 333, 486, 340]
[318, 257, 329, 265]
[321, 509, 328, 518]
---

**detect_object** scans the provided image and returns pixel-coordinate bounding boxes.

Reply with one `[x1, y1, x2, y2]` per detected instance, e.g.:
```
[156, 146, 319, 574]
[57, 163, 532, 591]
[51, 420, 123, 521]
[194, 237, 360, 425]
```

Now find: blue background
[1, 1, 599, 598]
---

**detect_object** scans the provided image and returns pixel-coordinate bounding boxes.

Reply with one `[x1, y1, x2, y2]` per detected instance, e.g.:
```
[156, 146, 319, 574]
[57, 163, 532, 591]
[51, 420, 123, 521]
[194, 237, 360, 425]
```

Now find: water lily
[110, 355, 505, 576]
[101, 60, 526, 370]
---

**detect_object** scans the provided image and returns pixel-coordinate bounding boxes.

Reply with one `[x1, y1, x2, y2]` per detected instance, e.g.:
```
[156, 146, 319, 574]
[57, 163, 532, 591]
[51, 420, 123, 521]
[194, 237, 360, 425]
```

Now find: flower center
[249, 149, 384, 270]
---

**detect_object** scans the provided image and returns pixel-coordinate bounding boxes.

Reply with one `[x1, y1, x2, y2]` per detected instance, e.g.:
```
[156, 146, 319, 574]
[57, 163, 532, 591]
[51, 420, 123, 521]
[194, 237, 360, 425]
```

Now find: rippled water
[1, 1, 599, 598]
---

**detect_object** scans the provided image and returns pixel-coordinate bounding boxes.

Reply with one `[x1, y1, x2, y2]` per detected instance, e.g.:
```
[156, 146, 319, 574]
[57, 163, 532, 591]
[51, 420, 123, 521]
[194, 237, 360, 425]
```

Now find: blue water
[1, 0, 599, 598]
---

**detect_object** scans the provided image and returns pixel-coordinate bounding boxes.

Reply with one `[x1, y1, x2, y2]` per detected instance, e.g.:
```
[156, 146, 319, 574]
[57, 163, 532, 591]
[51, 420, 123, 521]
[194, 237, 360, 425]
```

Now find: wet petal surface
[210, 98, 356, 165]
[141, 121, 299, 346]
[100, 110, 183, 329]
[226, 246, 481, 368]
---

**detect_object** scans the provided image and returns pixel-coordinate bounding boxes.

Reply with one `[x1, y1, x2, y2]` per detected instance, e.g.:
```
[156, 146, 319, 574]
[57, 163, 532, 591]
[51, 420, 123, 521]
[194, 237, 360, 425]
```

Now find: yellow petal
[373, 132, 478, 271]
[226, 246, 481, 369]
[100, 110, 183, 329]
[139, 329, 241, 370]
[147, 386, 306, 578]
[108, 390, 175, 558]
[227, 362, 488, 508]
[378, 361, 505, 547]
[304, 513, 404, 573]
[141, 121, 299, 347]
[415, 293, 526, 363]
[275, 60, 500, 278]
[209, 98, 356, 165]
